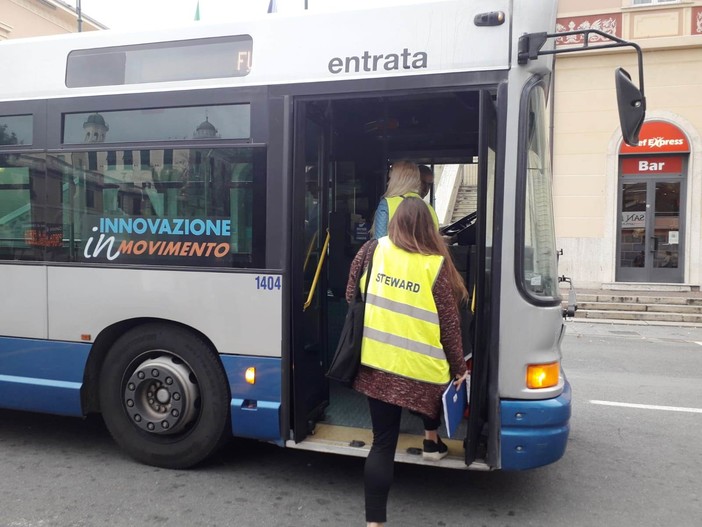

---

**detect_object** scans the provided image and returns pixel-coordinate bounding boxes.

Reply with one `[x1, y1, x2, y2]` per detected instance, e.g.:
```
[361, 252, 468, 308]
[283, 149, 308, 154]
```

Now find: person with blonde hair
[346, 196, 468, 527]
[372, 160, 438, 239]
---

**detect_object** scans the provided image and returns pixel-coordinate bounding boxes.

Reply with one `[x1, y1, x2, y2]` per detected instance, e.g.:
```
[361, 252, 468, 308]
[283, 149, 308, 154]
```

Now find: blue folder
[442, 378, 468, 439]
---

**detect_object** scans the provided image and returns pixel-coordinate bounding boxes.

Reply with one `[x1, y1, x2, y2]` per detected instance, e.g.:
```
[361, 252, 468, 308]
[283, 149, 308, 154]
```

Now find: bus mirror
[615, 67, 646, 146]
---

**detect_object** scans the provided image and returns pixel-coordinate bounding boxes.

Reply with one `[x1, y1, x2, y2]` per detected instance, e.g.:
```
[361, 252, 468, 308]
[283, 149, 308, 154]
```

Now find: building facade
[554, 0, 702, 289]
[0, 0, 103, 40]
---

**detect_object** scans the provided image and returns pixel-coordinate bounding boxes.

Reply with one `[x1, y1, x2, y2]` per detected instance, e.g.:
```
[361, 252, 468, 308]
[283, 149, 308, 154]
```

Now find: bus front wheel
[99, 323, 230, 469]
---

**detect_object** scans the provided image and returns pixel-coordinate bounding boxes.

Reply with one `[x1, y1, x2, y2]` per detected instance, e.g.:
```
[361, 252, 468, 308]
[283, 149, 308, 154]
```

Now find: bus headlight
[526, 362, 559, 389]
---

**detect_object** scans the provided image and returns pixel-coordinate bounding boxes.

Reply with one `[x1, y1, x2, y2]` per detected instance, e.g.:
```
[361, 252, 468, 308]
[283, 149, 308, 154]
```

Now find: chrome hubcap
[123, 355, 199, 435]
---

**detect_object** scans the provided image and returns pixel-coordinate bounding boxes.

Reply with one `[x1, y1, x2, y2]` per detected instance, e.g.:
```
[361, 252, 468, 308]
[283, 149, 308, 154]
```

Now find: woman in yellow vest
[372, 160, 439, 239]
[346, 197, 469, 527]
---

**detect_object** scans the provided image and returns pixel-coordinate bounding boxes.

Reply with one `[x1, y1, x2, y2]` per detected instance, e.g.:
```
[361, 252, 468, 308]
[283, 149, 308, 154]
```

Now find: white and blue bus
[0, 0, 645, 470]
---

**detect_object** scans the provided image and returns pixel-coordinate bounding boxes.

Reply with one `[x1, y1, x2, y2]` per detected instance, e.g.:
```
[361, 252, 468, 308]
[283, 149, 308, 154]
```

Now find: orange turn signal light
[245, 367, 256, 385]
[526, 362, 559, 389]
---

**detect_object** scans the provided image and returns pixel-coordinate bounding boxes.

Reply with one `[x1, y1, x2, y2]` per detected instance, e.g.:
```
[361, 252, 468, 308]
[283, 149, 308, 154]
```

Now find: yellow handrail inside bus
[304, 229, 330, 311]
[303, 230, 318, 273]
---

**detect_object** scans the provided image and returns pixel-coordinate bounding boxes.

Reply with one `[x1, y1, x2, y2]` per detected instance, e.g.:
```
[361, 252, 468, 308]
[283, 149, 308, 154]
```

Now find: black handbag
[326, 243, 376, 387]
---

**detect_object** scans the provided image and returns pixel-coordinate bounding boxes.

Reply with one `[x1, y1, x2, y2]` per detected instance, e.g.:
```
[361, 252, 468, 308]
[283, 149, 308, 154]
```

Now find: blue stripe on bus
[500, 380, 572, 470]
[220, 355, 282, 443]
[0, 336, 91, 416]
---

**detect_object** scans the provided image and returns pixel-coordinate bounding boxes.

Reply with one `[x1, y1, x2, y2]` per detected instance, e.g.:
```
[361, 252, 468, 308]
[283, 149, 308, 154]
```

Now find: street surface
[1, 321, 701, 526]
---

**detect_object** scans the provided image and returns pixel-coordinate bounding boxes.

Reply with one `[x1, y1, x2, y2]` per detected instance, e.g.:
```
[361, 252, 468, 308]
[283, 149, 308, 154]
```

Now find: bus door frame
[289, 98, 333, 442]
[464, 87, 504, 467]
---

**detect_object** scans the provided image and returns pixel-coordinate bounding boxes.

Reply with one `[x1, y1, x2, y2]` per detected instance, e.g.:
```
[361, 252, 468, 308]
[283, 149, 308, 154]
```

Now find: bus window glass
[45, 147, 263, 267]
[66, 35, 253, 88]
[0, 115, 33, 146]
[0, 153, 46, 260]
[521, 85, 558, 299]
[63, 105, 250, 144]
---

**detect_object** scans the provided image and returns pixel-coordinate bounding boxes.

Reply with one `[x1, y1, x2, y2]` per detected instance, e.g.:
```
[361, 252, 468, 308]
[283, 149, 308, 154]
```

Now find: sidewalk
[566, 317, 702, 329]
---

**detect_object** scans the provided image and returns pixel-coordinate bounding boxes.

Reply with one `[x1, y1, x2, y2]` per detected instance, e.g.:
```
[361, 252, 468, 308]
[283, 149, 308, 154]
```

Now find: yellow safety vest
[385, 193, 440, 230]
[360, 237, 450, 384]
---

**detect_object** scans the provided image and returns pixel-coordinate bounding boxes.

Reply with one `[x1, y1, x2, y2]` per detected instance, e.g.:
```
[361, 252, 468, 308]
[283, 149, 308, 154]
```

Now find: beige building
[554, 0, 702, 290]
[0, 0, 104, 40]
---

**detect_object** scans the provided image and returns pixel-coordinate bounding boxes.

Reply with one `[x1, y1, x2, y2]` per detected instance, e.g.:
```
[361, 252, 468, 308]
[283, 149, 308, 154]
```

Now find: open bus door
[290, 100, 332, 442]
[465, 89, 500, 467]
[435, 88, 500, 468]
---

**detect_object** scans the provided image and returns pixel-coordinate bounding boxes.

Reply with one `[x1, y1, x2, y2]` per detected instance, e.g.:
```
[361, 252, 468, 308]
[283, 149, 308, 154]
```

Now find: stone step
[601, 282, 698, 292]
[577, 301, 702, 314]
[574, 309, 702, 324]
[563, 288, 702, 324]
[576, 294, 702, 306]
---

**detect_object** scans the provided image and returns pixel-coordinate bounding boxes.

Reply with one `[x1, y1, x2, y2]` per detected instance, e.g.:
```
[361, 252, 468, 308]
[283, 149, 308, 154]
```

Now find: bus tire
[99, 323, 230, 469]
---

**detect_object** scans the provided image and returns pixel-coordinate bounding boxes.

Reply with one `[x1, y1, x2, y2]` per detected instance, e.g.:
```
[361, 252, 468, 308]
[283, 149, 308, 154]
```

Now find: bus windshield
[521, 82, 559, 301]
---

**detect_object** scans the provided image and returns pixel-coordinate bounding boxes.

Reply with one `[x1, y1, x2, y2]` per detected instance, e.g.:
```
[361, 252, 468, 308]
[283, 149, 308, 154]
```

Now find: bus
[0, 0, 645, 470]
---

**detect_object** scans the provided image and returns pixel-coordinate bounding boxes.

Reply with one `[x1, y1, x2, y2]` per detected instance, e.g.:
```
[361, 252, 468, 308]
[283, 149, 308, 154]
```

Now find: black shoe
[422, 437, 448, 461]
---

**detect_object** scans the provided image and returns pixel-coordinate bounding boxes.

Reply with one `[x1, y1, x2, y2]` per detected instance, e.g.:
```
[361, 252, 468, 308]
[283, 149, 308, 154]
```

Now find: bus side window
[0, 156, 44, 261]
[43, 147, 263, 268]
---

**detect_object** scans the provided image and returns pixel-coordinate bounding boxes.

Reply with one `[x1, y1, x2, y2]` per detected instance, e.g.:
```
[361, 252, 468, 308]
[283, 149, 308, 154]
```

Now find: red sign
[620, 121, 690, 154]
[621, 156, 683, 175]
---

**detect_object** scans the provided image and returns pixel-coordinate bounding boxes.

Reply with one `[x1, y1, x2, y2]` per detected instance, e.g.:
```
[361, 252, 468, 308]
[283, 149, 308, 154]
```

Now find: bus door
[290, 100, 332, 441]
[464, 89, 500, 467]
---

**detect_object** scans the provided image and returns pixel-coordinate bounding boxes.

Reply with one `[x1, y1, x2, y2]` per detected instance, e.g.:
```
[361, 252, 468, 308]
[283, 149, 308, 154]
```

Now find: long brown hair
[388, 196, 468, 304]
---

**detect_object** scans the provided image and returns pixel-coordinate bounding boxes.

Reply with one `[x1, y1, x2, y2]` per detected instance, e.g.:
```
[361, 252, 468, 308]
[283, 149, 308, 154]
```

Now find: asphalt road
[1, 321, 701, 526]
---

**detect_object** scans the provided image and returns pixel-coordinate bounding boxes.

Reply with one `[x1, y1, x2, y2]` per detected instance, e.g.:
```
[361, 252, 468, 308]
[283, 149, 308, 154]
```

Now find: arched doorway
[616, 121, 690, 283]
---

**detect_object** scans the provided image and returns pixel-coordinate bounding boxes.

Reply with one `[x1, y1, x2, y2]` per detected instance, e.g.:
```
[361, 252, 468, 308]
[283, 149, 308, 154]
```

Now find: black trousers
[364, 397, 441, 522]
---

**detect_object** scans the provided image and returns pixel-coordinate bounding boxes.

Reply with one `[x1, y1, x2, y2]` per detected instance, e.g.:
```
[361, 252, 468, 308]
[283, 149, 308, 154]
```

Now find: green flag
[194, 1, 201, 21]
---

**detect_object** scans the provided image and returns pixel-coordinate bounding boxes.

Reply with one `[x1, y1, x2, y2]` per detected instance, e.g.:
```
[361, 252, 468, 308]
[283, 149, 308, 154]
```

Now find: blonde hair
[382, 160, 421, 198]
[388, 197, 468, 304]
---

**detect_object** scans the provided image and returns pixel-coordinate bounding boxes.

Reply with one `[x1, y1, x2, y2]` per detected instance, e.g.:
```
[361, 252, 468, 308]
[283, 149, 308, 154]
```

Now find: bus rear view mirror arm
[518, 29, 646, 146]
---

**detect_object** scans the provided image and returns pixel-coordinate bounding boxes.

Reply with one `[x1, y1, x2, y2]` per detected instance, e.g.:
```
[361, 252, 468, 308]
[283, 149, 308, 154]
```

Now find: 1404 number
[255, 275, 282, 290]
